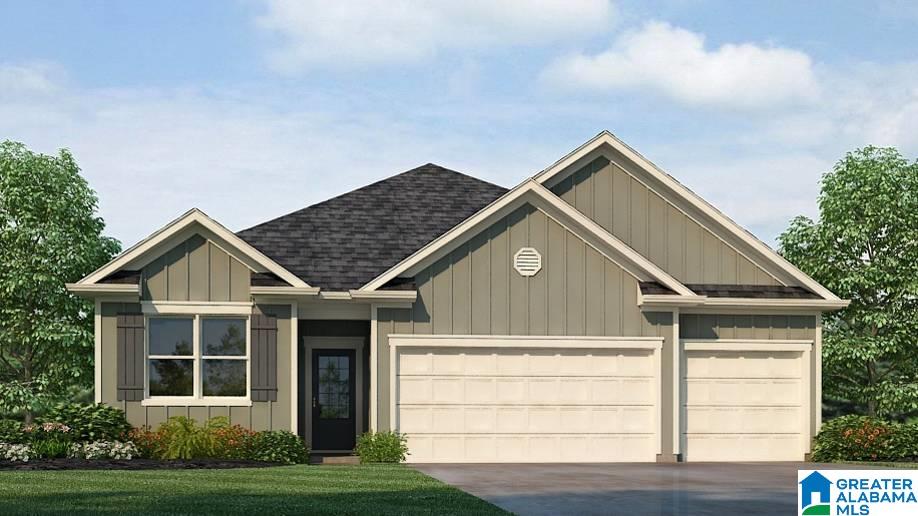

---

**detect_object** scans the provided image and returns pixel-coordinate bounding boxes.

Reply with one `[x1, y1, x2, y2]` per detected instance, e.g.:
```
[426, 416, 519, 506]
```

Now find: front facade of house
[69, 132, 847, 463]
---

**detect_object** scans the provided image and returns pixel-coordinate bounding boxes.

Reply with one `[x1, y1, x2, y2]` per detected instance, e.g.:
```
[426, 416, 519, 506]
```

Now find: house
[800, 471, 832, 508]
[67, 131, 848, 463]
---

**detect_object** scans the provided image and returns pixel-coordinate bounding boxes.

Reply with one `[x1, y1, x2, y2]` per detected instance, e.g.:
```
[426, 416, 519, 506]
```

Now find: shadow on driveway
[413, 462, 869, 516]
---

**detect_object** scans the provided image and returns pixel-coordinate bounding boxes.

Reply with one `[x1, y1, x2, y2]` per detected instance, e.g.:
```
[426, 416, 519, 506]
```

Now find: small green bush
[811, 415, 903, 462]
[42, 403, 131, 442]
[31, 439, 71, 459]
[355, 431, 408, 463]
[248, 430, 309, 464]
[0, 419, 24, 444]
[158, 416, 229, 459]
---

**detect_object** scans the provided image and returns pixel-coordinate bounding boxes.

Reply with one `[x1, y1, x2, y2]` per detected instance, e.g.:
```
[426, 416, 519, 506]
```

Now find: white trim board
[531, 131, 840, 301]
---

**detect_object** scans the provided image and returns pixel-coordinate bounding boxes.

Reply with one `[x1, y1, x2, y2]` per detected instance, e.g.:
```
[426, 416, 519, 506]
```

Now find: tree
[779, 146, 918, 418]
[0, 141, 120, 422]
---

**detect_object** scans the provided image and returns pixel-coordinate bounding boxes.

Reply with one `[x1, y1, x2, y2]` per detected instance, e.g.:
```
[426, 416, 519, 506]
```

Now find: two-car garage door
[392, 337, 662, 463]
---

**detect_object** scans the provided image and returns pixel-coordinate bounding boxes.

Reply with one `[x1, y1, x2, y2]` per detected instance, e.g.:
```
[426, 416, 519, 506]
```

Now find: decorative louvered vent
[513, 247, 542, 277]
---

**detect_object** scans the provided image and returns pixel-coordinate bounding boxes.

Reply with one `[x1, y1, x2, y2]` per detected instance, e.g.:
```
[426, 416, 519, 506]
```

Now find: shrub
[31, 439, 71, 459]
[70, 441, 138, 460]
[355, 431, 408, 463]
[0, 419, 24, 444]
[247, 431, 309, 464]
[126, 427, 168, 459]
[811, 415, 902, 462]
[43, 403, 131, 442]
[158, 416, 229, 459]
[211, 424, 256, 459]
[0, 443, 31, 462]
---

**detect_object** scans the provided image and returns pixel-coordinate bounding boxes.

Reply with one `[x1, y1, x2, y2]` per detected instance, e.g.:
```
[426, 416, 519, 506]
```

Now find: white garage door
[391, 337, 662, 463]
[681, 342, 811, 461]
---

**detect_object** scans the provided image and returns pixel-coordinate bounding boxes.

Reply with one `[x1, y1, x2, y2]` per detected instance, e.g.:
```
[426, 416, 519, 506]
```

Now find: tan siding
[546, 213, 566, 335]
[508, 208, 530, 335]
[141, 236, 250, 302]
[551, 157, 779, 286]
[528, 210, 548, 335]
[679, 313, 816, 340]
[451, 245, 471, 335]
[188, 236, 209, 301]
[469, 233, 491, 334]
[566, 231, 585, 336]
[489, 218, 509, 335]
[208, 242, 229, 301]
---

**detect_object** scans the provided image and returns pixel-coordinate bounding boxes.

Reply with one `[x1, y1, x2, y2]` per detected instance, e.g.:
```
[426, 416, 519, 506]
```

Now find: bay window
[146, 315, 249, 401]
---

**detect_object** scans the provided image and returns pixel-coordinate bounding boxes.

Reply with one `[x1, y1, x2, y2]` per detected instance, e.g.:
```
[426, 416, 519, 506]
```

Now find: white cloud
[0, 62, 554, 247]
[542, 21, 819, 110]
[256, 0, 617, 71]
[0, 61, 66, 97]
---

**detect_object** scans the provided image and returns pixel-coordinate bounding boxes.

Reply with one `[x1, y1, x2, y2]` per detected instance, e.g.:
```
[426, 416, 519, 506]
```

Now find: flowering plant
[0, 443, 31, 462]
[70, 441, 138, 460]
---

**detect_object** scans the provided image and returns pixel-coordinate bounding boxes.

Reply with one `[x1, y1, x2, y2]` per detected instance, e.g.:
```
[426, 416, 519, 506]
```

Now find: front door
[311, 349, 356, 450]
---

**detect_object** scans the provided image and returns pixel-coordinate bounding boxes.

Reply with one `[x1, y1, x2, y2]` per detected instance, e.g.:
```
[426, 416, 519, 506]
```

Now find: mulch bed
[0, 458, 278, 471]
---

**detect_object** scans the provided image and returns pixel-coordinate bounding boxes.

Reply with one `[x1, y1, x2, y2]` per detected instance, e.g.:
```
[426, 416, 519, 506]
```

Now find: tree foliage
[0, 141, 120, 420]
[779, 146, 918, 418]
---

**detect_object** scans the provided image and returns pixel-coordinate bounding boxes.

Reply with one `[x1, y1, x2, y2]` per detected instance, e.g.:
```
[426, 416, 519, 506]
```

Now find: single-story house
[68, 131, 847, 463]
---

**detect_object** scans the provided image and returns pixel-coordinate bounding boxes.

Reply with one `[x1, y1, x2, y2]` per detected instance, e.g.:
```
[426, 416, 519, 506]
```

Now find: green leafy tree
[779, 146, 918, 418]
[0, 141, 120, 422]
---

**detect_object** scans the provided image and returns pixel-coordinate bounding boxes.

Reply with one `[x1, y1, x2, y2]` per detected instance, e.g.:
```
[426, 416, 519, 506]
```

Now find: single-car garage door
[390, 336, 662, 463]
[681, 341, 812, 461]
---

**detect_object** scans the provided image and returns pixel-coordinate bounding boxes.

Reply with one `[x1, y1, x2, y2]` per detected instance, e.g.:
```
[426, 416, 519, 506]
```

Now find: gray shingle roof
[639, 281, 818, 299]
[236, 164, 508, 291]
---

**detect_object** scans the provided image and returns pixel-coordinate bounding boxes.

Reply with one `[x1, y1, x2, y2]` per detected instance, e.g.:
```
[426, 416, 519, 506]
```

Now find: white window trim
[142, 313, 252, 407]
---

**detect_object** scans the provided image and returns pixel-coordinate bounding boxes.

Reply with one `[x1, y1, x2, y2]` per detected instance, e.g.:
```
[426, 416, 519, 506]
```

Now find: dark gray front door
[311, 349, 356, 450]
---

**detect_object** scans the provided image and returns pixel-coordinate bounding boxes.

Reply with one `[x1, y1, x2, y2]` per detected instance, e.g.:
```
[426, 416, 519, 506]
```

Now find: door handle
[313, 397, 317, 409]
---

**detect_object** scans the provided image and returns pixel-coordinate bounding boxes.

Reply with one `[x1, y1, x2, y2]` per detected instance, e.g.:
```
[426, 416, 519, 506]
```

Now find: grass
[0, 464, 507, 515]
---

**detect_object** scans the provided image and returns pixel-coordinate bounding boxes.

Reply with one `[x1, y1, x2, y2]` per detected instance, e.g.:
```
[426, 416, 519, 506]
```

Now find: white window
[146, 315, 250, 403]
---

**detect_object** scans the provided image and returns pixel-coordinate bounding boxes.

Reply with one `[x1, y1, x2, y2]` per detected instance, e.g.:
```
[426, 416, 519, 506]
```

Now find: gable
[141, 234, 250, 302]
[408, 203, 666, 337]
[551, 156, 778, 286]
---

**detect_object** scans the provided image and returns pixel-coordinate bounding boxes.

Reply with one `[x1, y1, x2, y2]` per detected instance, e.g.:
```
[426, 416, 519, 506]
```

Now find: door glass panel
[318, 355, 350, 419]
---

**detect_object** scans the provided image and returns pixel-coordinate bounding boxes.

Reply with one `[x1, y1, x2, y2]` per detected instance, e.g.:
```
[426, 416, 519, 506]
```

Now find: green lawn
[0, 464, 507, 515]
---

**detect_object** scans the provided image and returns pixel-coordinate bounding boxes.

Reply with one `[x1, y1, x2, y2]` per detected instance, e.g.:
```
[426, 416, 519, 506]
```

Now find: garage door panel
[405, 433, 659, 463]
[684, 379, 802, 405]
[396, 342, 660, 463]
[682, 347, 807, 462]
[685, 406, 802, 433]
[685, 351, 801, 379]
[682, 434, 802, 462]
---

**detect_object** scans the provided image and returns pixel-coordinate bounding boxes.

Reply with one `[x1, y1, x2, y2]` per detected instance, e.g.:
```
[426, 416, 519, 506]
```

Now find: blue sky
[1, 0, 916, 247]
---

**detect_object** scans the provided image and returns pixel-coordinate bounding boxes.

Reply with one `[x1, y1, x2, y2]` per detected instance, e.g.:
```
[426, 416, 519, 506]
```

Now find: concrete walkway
[413, 462, 867, 515]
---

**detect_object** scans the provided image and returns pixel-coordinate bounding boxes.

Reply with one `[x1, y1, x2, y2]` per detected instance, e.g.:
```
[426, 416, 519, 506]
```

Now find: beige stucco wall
[142, 234, 250, 302]
[99, 302, 292, 432]
[551, 157, 778, 286]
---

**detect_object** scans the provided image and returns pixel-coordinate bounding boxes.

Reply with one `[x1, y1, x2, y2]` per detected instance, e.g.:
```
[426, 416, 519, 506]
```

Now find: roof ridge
[238, 163, 505, 234]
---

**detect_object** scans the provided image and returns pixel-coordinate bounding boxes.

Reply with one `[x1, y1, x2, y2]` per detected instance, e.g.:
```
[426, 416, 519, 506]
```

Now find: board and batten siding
[141, 234, 250, 302]
[374, 202, 679, 456]
[679, 314, 816, 340]
[99, 302, 292, 431]
[551, 157, 778, 286]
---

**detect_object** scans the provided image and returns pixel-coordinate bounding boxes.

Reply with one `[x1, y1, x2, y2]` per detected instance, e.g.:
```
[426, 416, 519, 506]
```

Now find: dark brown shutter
[116, 314, 145, 401]
[250, 314, 278, 402]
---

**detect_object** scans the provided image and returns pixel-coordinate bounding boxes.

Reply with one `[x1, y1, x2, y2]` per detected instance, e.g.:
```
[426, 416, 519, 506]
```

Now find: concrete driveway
[413, 462, 864, 515]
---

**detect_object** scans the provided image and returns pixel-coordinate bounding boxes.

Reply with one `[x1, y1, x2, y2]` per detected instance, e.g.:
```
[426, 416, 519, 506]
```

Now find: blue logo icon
[800, 471, 832, 515]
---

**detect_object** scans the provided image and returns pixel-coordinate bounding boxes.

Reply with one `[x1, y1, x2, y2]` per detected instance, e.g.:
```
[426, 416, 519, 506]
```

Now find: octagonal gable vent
[513, 247, 542, 277]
